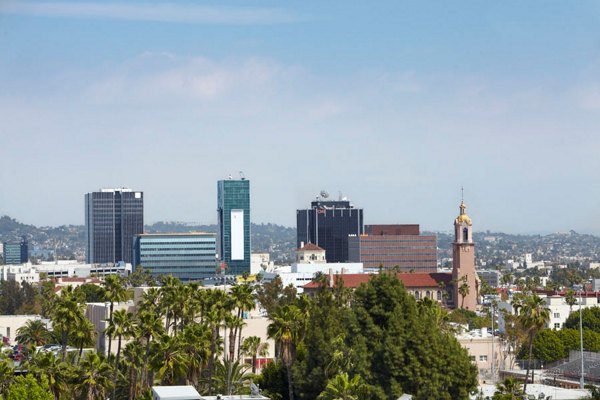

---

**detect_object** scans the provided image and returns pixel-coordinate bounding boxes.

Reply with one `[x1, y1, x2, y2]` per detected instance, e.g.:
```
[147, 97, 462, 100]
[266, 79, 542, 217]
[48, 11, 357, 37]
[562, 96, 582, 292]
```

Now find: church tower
[452, 200, 478, 310]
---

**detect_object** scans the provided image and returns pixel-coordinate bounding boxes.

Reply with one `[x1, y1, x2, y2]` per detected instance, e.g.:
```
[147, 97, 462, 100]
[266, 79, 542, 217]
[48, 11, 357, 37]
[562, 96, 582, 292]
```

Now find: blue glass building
[217, 178, 250, 275]
[132, 233, 217, 281]
[3, 238, 28, 264]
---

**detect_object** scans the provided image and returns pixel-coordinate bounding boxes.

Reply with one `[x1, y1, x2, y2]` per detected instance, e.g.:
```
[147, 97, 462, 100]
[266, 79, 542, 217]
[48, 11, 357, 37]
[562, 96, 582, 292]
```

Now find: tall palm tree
[519, 295, 550, 392]
[72, 317, 96, 363]
[241, 336, 269, 374]
[104, 274, 127, 357]
[51, 285, 86, 361]
[231, 284, 255, 359]
[565, 289, 577, 313]
[267, 304, 304, 400]
[76, 352, 114, 400]
[15, 319, 49, 348]
[180, 322, 212, 388]
[137, 310, 165, 389]
[107, 309, 135, 399]
[458, 278, 470, 309]
[317, 372, 365, 400]
[158, 275, 181, 334]
[226, 314, 245, 362]
[150, 334, 189, 385]
[123, 341, 145, 399]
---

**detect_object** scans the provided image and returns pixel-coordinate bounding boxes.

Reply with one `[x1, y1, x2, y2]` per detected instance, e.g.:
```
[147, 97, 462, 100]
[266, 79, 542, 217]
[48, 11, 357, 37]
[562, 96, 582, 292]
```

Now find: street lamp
[574, 284, 584, 389]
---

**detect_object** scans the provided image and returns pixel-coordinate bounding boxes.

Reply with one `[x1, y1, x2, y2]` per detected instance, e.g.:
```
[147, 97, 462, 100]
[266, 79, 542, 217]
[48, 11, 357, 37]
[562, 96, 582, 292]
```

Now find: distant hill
[0, 216, 295, 264]
[0, 215, 598, 266]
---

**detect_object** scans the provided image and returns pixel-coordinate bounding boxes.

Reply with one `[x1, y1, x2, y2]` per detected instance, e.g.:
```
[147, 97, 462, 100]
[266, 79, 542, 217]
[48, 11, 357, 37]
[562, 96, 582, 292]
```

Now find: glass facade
[132, 233, 216, 281]
[3, 239, 28, 264]
[296, 200, 364, 263]
[85, 189, 143, 264]
[217, 179, 250, 275]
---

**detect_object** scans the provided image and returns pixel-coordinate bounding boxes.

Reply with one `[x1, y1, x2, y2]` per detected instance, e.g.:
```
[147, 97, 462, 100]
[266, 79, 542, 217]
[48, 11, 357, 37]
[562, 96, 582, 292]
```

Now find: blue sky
[1, 1, 600, 234]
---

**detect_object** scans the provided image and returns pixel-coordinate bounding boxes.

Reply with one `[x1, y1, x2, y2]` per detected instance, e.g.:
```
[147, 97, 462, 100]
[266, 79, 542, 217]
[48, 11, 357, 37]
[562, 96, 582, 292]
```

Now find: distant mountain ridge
[0, 215, 598, 266]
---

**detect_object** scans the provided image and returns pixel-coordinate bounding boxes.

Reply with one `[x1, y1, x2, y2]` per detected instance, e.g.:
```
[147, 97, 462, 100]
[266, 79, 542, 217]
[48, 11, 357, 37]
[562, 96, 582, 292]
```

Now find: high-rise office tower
[296, 195, 364, 263]
[3, 237, 28, 265]
[217, 177, 250, 275]
[85, 188, 143, 264]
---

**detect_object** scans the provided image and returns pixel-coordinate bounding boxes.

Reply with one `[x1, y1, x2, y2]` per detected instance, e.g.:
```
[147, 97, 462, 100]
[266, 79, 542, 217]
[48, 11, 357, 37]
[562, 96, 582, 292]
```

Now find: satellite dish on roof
[320, 190, 329, 199]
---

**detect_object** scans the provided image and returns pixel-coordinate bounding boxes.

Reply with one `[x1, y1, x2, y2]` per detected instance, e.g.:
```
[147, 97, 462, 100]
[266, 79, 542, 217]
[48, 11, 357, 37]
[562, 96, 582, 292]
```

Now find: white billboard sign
[231, 209, 244, 260]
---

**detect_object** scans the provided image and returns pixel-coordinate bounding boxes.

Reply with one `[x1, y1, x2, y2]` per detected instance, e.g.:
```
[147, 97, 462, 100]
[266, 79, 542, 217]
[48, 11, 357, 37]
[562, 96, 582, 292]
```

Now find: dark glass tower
[85, 188, 143, 264]
[217, 178, 250, 275]
[3, 237, 28, 264]
[296, 199, 364, 263]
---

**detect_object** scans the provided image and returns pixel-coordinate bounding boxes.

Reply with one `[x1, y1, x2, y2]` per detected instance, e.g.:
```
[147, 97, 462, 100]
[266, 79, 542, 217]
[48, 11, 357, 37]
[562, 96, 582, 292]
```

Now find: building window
[437, 291, 442, 301]
[426, 291, 431, 298]
[554, 323, 560, 329]
[415, 291, 420, 300]
[554, 313, 560, 318]
[470, 356, 476, 362]
[479, 355, 487, 362]
[463, 228, 469, 242]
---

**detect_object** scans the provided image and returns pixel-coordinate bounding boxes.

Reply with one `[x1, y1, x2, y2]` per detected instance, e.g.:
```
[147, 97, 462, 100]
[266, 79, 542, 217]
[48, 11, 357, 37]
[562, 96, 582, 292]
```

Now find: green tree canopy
[564, 307, 600, 332]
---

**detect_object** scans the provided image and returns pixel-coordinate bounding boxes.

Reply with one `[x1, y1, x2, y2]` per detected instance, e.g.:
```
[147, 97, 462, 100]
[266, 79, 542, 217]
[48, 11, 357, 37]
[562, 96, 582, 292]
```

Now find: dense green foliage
[0, 273, 479, 399]
[565, 307, 600, 332]
[3, 374, 54, 400]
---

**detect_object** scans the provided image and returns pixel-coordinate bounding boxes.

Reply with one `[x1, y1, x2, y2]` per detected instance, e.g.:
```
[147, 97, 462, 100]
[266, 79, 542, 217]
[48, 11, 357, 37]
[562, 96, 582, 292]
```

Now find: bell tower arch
[452, 199, 478, 310]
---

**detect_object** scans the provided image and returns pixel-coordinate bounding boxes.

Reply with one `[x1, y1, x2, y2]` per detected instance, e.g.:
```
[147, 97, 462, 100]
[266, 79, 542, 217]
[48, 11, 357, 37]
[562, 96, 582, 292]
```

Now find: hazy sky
[1, 1, 600, 234]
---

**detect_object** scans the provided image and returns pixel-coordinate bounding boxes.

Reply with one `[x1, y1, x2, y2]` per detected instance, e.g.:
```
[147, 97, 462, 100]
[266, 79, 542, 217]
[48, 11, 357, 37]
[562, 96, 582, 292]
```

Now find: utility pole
[579, 286, 585, 389]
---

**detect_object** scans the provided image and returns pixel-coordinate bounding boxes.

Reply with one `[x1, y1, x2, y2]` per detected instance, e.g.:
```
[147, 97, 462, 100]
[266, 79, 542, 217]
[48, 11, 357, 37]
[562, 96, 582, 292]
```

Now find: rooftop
[303, 272, 452, 289]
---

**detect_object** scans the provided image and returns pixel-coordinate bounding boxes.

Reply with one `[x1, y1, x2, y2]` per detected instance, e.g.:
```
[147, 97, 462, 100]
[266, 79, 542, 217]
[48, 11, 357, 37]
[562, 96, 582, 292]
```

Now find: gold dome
[455, 201, 472, 226]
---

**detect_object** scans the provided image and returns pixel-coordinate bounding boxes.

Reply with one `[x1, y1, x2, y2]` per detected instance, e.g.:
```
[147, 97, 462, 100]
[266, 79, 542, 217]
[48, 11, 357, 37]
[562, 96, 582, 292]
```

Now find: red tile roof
[303, 272, 452, 289]
[298, 242, 325, 251]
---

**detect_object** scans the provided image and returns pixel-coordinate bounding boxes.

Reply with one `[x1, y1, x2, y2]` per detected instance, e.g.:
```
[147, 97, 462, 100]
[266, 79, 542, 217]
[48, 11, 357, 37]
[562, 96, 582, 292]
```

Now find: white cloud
[0, 2, 299, 25]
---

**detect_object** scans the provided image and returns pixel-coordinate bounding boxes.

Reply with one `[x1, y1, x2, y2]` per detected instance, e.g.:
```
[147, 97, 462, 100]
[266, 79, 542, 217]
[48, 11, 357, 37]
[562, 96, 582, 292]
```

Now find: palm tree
[137, 310, 165, 389]
[317, 372, 365, 400]
[241, 336, 269, 374]
[519, 295, 550, 392]
[107, 309, 135, 399]
[15, 319, 49, 348]
[458, 277, 470, 309]
[493, 377, 523, 400]
[565, 289, 577, 313]
[104, 274, 127, 357]
[76, 352, 114, 400]
[51, 285, 86, 361]
[26, 350, 72, 400]
[268, 304, 304, 400]
[226, 314, 245, 362]
[151, 334, 189, 385]
[231, 283, 255, 359]
[72, 317, 96, 363]
[180, 322, 212, 388]
[123, 341, 145, 399]
[212, 358, 253, 395]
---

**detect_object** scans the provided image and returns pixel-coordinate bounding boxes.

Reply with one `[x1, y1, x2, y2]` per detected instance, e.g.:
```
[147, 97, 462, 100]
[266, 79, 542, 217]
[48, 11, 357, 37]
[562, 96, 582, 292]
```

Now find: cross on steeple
[461, 186, 464, 202]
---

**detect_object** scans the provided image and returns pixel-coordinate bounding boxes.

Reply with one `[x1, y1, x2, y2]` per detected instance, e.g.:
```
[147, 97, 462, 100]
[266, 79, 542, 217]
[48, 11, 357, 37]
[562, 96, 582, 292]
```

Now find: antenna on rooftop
[320, 190, 329, 199]
[239, 171, 245, 180]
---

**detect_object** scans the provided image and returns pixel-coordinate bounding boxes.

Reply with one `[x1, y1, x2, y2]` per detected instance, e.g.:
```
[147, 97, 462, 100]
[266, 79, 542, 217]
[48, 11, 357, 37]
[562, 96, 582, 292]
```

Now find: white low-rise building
[0, 315, 49, 346]
[498, 292, 599, 332]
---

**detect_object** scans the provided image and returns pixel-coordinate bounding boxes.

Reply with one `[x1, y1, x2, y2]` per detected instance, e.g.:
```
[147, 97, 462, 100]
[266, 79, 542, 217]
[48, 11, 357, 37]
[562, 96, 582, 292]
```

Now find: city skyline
[1, 2, 600, 234]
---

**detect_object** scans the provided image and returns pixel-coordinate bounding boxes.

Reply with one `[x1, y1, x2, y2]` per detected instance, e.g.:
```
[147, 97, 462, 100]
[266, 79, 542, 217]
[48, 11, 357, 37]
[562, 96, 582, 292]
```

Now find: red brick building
[348, 224, 437, 273]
